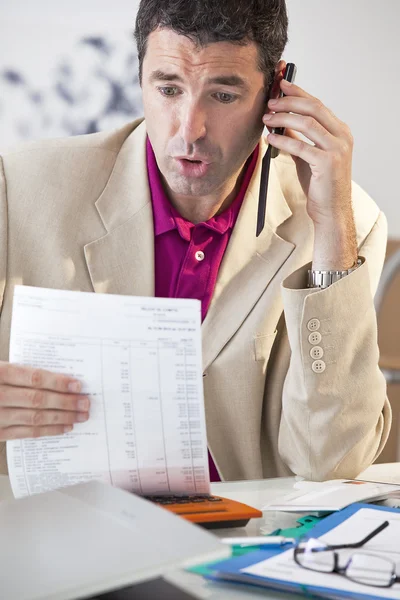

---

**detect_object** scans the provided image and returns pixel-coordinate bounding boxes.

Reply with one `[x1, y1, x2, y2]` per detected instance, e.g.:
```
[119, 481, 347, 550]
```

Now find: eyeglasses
[293, 521, 400, 589]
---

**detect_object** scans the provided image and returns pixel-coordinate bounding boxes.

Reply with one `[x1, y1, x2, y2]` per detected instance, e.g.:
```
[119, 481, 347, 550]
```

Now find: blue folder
[206, 502, 400, 600]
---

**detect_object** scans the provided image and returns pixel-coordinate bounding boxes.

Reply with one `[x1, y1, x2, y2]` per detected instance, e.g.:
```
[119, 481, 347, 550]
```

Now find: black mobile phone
[270, 62, 297, 159]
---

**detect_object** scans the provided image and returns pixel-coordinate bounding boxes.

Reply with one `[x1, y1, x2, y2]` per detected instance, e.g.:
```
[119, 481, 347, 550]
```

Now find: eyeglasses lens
[346, 554, 394, 587]
[296, 540, 334, 573]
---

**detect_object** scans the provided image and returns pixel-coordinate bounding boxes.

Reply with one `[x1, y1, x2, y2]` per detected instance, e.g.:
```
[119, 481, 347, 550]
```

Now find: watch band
[307, 258, 362, 289]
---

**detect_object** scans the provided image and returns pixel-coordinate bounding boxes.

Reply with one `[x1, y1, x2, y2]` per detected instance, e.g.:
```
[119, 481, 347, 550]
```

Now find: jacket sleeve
[278, 210, 391, 481]
[0, 157, 7, 316]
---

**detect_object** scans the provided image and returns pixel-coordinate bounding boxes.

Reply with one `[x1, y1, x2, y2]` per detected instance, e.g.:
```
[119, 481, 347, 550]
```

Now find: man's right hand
[0, 361, 90, 441]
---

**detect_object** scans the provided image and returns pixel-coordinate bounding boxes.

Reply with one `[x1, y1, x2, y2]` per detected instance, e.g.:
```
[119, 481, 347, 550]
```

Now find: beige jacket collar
[84, 119, 295, 372]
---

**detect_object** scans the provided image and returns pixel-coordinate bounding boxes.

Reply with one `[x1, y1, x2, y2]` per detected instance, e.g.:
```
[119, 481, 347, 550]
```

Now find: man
[0, 0, 391, 481]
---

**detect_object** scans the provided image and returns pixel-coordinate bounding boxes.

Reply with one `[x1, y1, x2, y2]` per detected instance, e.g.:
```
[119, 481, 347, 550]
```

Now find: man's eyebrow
[206, 75, 249, 90]
[148, 70, 249, 90]
[148, 70, 184, 83]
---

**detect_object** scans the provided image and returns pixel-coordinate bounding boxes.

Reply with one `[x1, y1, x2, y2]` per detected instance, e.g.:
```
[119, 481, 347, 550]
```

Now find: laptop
[0, 481, 231, 600]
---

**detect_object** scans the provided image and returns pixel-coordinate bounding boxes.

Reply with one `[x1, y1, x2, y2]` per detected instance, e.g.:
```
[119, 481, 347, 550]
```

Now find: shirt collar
[146, 137, 259, 242]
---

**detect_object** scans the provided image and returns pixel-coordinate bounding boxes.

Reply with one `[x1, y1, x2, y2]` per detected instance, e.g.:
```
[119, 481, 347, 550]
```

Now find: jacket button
[307, 318, 320, 331]
[312, 360, 326, 373]
[310, 346, 324, 359]
[308, 331, 322, 345]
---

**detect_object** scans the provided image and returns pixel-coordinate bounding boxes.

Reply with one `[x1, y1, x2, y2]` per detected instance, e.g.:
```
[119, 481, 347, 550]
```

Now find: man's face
[141, 28, 268, 202]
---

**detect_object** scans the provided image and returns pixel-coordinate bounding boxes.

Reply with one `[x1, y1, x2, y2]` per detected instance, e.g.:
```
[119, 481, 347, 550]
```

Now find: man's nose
[179, 101, 206, 145]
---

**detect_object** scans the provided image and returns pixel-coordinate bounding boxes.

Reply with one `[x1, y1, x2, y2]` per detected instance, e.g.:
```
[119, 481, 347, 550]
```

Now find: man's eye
[158, 86, 178, 97]
[214, 92, 236, 104]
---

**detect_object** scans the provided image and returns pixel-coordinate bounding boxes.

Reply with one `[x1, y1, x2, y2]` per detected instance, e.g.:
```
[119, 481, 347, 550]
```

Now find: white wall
[284, 0, 400, 238]
[1, 0, 399, 236]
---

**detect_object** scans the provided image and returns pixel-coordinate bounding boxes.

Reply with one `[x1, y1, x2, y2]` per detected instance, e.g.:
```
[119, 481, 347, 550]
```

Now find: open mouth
[175, 157, 211, 177]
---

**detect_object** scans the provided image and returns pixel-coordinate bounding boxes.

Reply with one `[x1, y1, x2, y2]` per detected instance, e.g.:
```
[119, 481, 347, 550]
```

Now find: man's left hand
[263, 78, 358, 271]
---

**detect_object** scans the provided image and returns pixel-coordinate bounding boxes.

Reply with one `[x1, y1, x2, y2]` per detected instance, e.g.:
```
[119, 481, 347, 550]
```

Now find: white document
[242, 507, 400, 599]
[262, 479, 400, 513]
[7, 286, 210, 498]
[0, 480, 230, 600]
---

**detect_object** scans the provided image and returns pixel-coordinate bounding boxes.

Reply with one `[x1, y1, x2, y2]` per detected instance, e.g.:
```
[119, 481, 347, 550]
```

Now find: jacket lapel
[202, 144, 295, 372]
[84, 120, 155, 298]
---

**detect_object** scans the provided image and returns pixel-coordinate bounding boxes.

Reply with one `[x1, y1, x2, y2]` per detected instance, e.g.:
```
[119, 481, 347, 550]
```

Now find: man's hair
[134, 0, 288, 89]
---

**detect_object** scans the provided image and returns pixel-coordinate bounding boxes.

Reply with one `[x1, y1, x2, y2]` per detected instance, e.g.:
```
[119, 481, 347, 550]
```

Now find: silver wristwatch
[307, 258, 362, 289]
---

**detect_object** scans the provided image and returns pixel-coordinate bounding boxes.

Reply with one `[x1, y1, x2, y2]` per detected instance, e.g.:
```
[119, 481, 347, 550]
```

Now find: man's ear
[269, 60, 286, 100]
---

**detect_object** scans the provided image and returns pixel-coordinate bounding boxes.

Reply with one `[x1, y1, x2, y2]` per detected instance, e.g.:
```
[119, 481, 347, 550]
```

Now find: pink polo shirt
[146, 137, 259, 481]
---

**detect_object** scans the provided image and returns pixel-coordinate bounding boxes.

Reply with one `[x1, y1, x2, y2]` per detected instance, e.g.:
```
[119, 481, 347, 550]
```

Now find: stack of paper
[262, 479, 400, 513]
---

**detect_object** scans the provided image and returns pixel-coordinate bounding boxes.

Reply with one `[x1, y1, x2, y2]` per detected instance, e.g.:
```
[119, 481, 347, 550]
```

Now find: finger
[0, 424, 74, 441]
[280, 78, 335, 109]
[280, 78, 315, 100]
[0, 361, 83, 393]
[0, 384, 90, 412]
[279, 78, 349, 132]
[0, 407, 89, 427]
[268, 85, 345, 139]
[267, 129, 324, 165]
[263, 112, 335, 151]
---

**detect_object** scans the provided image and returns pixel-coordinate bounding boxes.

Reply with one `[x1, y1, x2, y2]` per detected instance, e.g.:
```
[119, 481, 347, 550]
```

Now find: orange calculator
[144, 494, 263, 529]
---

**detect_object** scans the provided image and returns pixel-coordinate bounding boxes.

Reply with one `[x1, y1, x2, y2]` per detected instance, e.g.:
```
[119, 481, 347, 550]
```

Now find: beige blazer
[0, 119, 391, 480]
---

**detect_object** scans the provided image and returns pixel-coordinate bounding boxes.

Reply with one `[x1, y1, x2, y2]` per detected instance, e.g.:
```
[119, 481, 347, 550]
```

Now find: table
[168, 477, 309, 599]
[167, 463, 400, 599]
[1, 463, 399, 600]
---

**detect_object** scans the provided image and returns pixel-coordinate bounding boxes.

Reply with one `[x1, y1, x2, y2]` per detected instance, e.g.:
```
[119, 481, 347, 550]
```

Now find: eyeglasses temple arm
[326, 520, 389, 551]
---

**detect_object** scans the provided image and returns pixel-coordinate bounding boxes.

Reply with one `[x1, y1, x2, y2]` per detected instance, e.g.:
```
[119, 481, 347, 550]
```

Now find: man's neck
[163, 163, 248, 224]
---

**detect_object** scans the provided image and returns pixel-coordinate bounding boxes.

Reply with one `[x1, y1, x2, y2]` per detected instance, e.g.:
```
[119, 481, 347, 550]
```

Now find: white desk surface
[0, 462, 399, 600]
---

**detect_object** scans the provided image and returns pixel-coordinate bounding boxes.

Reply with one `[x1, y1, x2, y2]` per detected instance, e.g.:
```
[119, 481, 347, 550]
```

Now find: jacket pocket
[254, 330, 277, 362]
